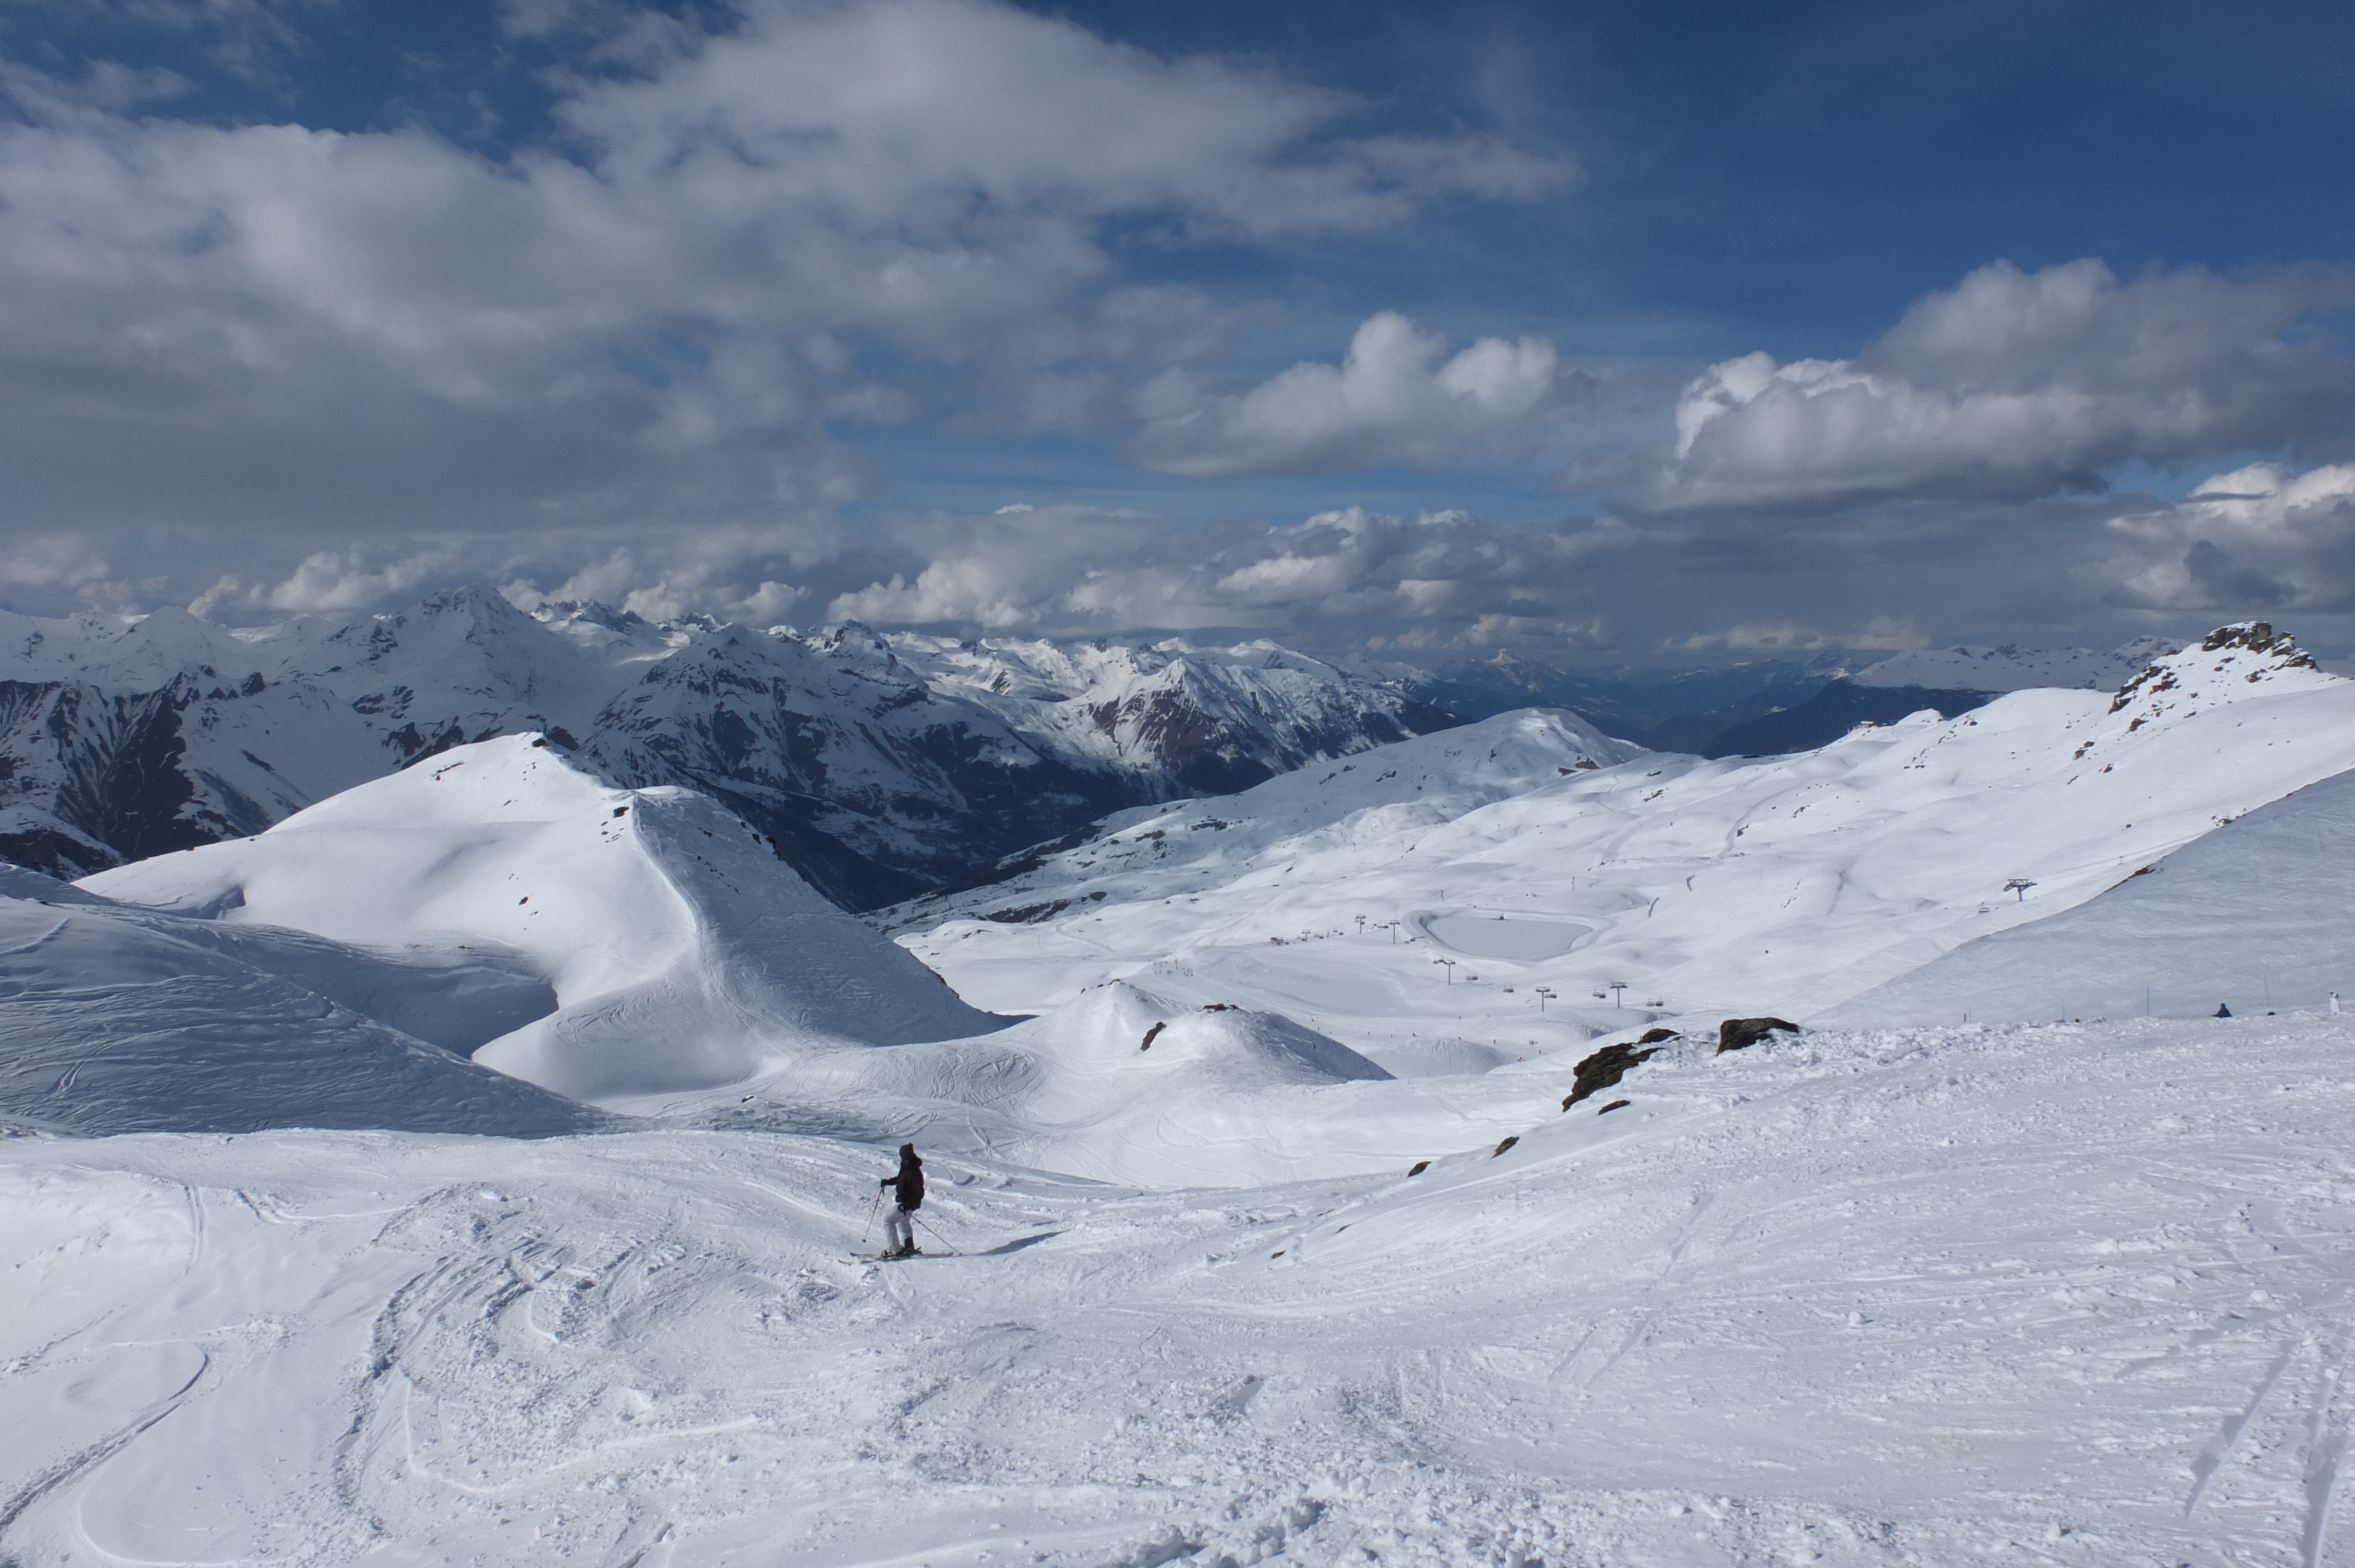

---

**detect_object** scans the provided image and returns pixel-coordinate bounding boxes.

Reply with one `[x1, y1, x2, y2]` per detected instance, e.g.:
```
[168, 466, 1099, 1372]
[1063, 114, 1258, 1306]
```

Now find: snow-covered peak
[2102, 620, 2331, 725]
[84, 735, 1006, 1102]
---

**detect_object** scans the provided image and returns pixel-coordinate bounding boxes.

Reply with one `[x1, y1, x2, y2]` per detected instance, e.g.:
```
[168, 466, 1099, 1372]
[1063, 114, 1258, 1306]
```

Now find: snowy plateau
[3, 621, 2355, 1566]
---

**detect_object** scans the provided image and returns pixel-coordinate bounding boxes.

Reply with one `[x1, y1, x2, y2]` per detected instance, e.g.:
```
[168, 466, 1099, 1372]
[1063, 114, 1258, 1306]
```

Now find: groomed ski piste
[4, 624, 2355, 1566]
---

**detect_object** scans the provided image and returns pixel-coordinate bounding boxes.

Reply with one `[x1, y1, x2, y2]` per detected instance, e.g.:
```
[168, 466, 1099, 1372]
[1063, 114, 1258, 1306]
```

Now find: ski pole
[861, 1185, 882, 1244]
[911, 1212, 959, 1256]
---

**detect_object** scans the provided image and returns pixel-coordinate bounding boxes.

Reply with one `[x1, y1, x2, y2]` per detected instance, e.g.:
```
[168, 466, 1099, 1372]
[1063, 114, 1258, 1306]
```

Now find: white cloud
[1125, 311, 1590, 476]
[0, 0, 1573, 539]
[815, 503, 1604, 642]
[1646, 260, 2355, 510]
[2104, 461, 2355, 612]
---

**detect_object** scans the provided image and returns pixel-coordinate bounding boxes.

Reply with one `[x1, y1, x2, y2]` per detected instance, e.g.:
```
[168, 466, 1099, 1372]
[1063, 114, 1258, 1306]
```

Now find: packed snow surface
[8, 1011, 2355, 1565]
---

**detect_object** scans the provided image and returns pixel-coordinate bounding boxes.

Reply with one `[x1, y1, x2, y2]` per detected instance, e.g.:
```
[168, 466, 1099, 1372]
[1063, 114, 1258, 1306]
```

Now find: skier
[2332, 992, 2343, 1017]
[878, 1143, 925, 1258]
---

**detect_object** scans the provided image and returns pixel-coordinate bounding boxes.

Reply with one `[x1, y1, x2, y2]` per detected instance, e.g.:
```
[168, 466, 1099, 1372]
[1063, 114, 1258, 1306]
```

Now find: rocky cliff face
[0, 589, 1460, 907]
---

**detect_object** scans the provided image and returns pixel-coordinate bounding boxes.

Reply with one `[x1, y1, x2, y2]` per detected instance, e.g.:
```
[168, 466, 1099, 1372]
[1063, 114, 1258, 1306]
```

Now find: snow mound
[0, 881, 601, 1137]
[1824, 763, 2355, 1025]
[978, 984, 1394, 1185]
[84, 736, 1007, 1103]
[642, 980, 1404, 1187]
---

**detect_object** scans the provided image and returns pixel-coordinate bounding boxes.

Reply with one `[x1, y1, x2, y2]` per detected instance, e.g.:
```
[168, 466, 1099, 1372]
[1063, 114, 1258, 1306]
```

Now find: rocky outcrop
[1717, 1016, 1800, 1054]
[1563, 1040, 1664, 1109]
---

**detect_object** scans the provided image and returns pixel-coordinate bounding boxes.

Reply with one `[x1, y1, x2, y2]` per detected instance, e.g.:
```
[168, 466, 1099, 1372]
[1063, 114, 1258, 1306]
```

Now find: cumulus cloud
[1124, 311, 1591, 476]
[2104, 462, 2355, 612]
[0, 0, 1573, 539]
[815, 503, 1611, 640]
[1644, 259, 2355, 511]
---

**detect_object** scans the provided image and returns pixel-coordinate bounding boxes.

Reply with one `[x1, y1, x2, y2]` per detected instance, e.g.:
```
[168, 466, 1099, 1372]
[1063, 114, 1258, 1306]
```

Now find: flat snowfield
[8, 1011, 2354, 1566]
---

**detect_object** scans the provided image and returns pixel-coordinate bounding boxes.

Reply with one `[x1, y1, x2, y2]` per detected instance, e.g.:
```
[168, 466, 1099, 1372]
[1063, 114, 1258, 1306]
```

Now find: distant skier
[2332, 992, 2344, 1017]
[2214, 1003, 2233, 1019]
[878, 1143, 925, 1258]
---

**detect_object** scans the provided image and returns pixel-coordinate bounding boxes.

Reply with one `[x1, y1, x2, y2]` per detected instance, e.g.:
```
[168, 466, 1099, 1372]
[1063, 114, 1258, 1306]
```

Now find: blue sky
[1, 0, 2351, 660]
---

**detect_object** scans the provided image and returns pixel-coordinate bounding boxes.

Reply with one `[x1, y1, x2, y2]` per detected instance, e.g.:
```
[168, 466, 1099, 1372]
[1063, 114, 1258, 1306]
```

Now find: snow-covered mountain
[11, 624, 2355, 1563]
[82, 735, 1010, 1105]
[899, 623, 2355, 1057]
[0, 588, 1454, 906]
[885, 706, 1647, 932]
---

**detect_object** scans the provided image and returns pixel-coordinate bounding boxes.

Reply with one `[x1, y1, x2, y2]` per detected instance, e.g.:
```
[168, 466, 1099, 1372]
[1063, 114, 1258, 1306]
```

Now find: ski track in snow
[7, 1015, 2355, 1566]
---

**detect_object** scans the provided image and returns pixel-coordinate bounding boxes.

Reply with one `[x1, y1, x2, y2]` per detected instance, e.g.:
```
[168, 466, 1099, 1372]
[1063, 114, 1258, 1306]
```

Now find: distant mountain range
[0, 589, 1459, 906]
[1412, 637, 2176, 758]
[0, 586, 2191, 905]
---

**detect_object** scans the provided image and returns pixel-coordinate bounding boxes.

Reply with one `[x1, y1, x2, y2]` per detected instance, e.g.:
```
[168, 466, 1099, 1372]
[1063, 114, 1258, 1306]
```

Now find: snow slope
[0, 867, 598, 1138]
[82, 736, 1006, 1104]
[14, 625, 2355, 1562]
[8, 1010, 2355, 1564]
[1823, 763, 2355, 1026]
[901, 625, 2355, 1064]
[888, 707, 1646, 931]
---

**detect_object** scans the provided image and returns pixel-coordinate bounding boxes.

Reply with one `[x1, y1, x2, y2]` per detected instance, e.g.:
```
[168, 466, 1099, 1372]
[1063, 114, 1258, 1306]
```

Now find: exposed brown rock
[1563, 1041, 1663, 1109]
[1717, 1016, 1800, 1054]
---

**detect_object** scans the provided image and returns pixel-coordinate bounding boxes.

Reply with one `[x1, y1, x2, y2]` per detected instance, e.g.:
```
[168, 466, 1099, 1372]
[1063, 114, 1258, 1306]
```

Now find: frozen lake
[1417, 911, 1591, 961]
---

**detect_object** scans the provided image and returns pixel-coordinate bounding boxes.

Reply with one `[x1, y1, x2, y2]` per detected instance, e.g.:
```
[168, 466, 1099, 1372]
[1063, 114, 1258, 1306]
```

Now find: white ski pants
[884, 1206, 915, 1253]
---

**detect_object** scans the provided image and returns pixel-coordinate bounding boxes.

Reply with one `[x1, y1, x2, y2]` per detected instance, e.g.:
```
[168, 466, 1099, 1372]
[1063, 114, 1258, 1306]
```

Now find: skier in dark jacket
[879, 1144, 924, 1258]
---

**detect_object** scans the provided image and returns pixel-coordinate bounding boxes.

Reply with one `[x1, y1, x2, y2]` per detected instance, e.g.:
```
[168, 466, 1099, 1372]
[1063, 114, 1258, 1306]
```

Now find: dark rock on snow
[1564, 1041, 1664, 1109]
[1717, 1016, 1802, 1054]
